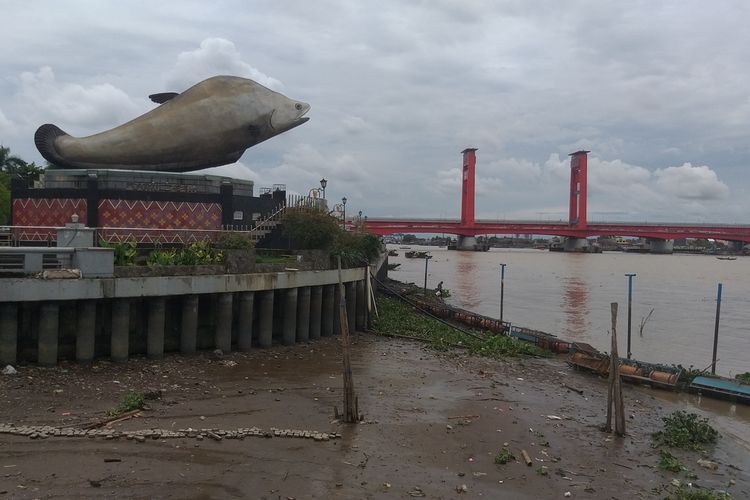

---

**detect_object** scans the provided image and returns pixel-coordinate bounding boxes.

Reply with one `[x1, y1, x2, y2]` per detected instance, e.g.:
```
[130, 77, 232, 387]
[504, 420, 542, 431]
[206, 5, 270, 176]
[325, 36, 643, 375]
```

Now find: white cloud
[0, 108, 14, 135]
[165, 38, 282, 91]
[654, 163, 729, 201]
[14, 66, 144, 133]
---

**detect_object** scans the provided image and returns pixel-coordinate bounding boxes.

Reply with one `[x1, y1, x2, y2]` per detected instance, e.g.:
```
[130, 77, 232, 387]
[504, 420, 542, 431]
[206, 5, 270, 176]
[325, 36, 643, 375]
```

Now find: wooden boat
[690, 376, 750, 405]
[567, 347, 681, 389]
[388, 249, 398, 257]
[404, 251, 431, 259]
[716, 256, 737, 261]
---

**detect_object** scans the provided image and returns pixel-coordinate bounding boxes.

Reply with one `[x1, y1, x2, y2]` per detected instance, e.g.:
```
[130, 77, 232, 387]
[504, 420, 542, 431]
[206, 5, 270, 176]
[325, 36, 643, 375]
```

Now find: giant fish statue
[34, 75, 310, 172]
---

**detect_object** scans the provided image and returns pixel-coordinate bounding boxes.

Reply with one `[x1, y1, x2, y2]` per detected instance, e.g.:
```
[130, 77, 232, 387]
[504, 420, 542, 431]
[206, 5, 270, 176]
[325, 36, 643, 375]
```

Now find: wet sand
[1, 335, 748, 499]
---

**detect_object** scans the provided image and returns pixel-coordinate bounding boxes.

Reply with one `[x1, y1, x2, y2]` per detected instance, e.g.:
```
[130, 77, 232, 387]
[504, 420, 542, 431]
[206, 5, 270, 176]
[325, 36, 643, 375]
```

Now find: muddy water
[388, 246, 750, 376]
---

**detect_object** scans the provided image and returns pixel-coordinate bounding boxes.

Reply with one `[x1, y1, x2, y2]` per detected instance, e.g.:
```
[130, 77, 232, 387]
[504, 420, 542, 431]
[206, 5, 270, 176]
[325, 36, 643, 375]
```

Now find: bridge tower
[568, 150, 589, 228]
[564, 150, 590, 252]
[456, 148, 480, 250]
[460, 148, 477, 226]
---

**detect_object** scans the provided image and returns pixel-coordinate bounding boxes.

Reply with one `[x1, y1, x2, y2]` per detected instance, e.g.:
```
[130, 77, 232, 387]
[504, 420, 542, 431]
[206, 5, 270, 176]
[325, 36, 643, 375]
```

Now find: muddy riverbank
[1, 335, 748, 499]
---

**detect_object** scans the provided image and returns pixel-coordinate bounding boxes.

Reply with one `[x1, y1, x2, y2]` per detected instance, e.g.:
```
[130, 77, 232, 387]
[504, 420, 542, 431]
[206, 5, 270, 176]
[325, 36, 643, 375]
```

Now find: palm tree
[0, 145, 27, 173]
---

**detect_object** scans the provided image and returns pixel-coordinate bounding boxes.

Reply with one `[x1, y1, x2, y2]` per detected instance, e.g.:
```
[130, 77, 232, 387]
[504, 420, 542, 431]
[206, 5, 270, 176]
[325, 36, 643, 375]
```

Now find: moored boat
[690, 376, 750, 405]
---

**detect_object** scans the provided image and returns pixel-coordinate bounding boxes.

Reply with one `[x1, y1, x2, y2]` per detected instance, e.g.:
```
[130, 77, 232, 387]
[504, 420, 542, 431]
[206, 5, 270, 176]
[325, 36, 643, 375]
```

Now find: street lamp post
[320, 178, 327, 199]
[341, 197, 347, 229]
[500, 263, 507, 324]
[625, 273, 636, 359]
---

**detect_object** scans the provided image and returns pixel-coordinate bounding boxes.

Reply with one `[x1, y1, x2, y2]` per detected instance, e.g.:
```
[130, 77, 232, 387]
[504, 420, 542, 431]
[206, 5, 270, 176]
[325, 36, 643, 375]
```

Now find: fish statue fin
[148, 92, 180, 104]
[34, 124, 71, 168]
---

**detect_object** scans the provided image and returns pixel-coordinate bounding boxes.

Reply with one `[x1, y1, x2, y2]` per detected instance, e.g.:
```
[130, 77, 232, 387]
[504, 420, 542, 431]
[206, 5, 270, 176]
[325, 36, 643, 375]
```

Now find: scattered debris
[563, 384, 584, 395]
[456, 484, 468, 493]
[2, 365, 18, 375]
[697, 459, 719, 471]
[407, 486, 426, 497]
[520, 449, 533, 466]
[546, 415, 562, 420]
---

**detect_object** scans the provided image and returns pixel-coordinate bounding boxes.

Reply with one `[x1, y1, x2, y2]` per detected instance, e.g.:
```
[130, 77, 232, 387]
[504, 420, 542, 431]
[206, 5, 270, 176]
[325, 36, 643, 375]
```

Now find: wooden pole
[337, 256, 358, 423]
[608, 302, 626, 436]
[365, 265, 372, 329]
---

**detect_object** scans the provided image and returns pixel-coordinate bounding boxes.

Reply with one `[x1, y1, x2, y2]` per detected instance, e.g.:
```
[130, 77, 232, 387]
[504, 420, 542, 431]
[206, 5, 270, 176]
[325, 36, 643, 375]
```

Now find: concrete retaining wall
[0, 259, 384, 366]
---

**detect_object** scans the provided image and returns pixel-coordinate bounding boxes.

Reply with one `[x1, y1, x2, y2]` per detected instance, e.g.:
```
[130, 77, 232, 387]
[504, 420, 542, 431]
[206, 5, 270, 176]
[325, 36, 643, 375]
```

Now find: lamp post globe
[320, 178, 327, 199]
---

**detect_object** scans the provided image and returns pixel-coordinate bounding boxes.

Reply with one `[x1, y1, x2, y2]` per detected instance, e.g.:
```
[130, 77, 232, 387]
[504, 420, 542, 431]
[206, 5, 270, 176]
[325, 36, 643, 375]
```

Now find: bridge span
[363, 218, 750, 243]
[363, 149, 750, 251]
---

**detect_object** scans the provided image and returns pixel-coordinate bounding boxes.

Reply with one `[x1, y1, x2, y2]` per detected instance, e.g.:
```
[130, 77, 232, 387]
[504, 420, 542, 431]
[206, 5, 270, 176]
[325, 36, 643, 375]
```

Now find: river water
[387, 245, 749, 377]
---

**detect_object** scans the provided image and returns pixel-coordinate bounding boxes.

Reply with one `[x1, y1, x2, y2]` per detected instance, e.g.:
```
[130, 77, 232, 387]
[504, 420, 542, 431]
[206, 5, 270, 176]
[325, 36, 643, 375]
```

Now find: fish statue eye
[295, 103, 302, 110]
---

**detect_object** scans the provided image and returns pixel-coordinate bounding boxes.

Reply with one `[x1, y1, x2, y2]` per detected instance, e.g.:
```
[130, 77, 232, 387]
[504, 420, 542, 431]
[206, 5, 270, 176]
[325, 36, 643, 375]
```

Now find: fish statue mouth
[270, 107, 310, 133]
[285, 115, 311, 132]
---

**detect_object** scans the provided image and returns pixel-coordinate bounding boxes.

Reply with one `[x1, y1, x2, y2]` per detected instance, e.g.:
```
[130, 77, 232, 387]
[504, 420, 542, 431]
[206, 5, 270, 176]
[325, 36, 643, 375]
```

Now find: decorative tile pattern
[98, 200, 221, 229]
[97, 199, 222, 244]
[12, 198, 87, 241]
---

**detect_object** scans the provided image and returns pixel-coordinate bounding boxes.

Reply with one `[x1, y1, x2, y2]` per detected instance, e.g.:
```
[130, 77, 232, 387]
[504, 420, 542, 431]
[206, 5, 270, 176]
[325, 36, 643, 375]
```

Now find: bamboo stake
[606, 302, 626, 436]
[365, 265, 372, 328]
[337, 256, 358, 423]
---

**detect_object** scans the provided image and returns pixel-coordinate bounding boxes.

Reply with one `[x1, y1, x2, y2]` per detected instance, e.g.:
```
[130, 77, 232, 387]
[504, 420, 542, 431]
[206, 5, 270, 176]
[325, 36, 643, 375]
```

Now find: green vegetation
[331, 231, 382, 266]
[658, 450, 687, 473]
[147, 241, 223, 266]
[494, 447, 514, 465]
[100, 240, 137, 266]
[282, 208, 382, 266]
[735, 372, 750, 384]
[670, 485, 731, 500]
[652, 411, 719, 451]
[283, 209, 340, 250]
[674, 364, 705, 387]
[374, 295, 545, 358]
[1, 145, 45, 224]
[215, 232, 255, 250]
[107, 391, 145, 417]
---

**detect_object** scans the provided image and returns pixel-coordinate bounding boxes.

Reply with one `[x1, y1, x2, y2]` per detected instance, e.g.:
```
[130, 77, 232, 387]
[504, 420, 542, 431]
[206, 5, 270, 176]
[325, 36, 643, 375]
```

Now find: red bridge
[364, 149, 750, 252]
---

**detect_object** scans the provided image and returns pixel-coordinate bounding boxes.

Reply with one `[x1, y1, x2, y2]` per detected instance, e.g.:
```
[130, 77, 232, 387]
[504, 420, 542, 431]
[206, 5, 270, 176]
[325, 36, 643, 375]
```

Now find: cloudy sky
[2, 1, 749, 223]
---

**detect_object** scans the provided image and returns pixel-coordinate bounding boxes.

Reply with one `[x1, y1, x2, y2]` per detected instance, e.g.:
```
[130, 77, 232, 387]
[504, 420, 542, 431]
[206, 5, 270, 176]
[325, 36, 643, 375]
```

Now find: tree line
[0, 146, 45, 224]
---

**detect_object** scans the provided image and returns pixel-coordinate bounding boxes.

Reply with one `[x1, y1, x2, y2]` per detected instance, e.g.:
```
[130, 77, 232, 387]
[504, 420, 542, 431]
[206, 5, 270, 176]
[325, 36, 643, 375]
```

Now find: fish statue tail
[35, 124, 70, 168]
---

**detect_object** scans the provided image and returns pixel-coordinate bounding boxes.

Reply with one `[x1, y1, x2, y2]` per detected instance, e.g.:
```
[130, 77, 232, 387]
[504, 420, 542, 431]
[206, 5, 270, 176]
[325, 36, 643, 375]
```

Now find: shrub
[216, 232, 255, 250]
[332, 231, 383, 266]
[100, 239, 137, 266]
[735, 372, 750, 384]
[283, 209, 340, 250]
[146, 241, 223, 266]
[146, 248, 178, 266]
